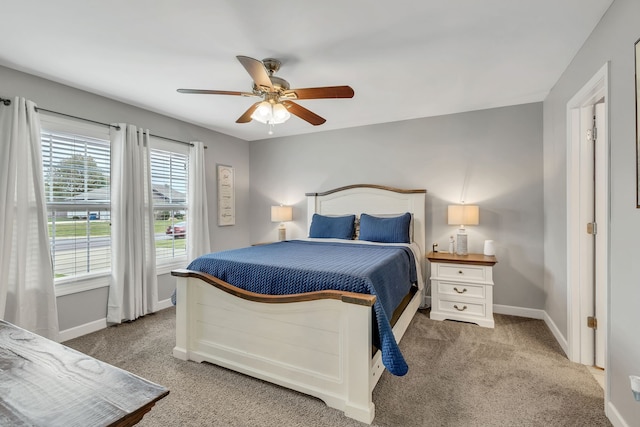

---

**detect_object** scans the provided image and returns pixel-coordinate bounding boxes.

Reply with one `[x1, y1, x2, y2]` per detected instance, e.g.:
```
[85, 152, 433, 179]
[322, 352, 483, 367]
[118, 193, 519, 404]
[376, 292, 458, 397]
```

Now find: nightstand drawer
[437, 264, 486, 281]
[438, 281, 485, 299]
[438, 299, 486, 317]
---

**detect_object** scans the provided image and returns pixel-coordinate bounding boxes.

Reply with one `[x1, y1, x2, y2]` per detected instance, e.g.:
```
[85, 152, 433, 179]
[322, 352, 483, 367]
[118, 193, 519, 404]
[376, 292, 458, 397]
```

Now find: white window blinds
[150, 148, 188, 263]
[41, 130, 111, 281]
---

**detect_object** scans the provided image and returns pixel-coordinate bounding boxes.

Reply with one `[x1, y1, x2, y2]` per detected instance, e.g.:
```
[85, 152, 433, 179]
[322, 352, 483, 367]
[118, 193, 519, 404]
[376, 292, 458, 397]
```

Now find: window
[150, 145, 188, 265]
[40, 116, 191, 289]
[41, 123, 111, 283]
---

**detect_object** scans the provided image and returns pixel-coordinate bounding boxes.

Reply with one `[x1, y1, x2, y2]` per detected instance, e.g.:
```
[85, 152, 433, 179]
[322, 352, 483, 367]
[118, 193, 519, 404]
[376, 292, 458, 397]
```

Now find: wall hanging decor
[217, 164, 235, 225]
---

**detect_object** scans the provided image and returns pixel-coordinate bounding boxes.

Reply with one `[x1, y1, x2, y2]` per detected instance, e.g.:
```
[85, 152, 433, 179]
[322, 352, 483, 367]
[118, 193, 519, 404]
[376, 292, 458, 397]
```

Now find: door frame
[566, 62, 609, 385]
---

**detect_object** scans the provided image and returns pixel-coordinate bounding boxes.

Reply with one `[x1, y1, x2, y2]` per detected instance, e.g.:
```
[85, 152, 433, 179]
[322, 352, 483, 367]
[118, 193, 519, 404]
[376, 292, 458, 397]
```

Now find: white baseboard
[59, 300, 174, 343]
[543, 311, 569, 357]
[59, 318, 107, 343]
[157, 298, 174, 310]
[493, 304, 545, 319]
[606, 401, 630, 427]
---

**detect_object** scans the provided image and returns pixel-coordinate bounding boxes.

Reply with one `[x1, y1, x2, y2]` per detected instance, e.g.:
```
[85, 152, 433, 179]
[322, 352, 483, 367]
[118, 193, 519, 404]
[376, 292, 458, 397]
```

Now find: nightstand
[427, 251, 497, 328]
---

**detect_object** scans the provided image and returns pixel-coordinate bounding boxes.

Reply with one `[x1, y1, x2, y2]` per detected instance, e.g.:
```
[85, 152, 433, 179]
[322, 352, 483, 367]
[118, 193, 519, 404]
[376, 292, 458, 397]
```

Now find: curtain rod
[0, 96, 207, 149]
[36, 107, 123, 131]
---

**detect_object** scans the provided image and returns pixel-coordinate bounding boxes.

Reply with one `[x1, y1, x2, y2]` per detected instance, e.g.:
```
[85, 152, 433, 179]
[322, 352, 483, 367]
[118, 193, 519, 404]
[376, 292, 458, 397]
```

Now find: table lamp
[271, 205, 293, 240]
[447, 204, 479, 255]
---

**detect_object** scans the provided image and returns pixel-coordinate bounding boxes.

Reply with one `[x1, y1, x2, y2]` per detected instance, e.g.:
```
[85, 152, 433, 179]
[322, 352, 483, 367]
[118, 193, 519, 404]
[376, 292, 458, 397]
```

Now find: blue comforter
[184, 240, 417, 376]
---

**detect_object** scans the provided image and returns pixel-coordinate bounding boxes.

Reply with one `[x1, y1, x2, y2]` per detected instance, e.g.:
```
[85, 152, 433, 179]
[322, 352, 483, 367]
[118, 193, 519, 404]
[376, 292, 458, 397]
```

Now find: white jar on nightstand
[427, 252, 497, 328]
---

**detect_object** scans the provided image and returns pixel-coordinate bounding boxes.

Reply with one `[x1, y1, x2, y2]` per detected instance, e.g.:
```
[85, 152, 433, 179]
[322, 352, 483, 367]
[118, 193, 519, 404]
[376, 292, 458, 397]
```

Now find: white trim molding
[543, 311, 569, 357]
[493, 304, 545, 320]
[157, 298, 174, 311]
[59, 318, 107, 343]
[606, 402, 631, 427]
[59, 300, 174, 343]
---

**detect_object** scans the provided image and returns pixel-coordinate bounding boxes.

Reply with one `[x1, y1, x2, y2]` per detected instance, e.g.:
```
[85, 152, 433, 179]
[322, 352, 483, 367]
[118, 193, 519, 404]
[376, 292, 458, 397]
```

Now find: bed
[171, 184, 426, 423]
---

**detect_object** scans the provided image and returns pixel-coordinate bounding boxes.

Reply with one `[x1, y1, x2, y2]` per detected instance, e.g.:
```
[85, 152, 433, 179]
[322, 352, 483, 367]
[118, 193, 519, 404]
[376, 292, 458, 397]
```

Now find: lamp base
[278, 225, 286, 241]
[456, 233, 468, 255]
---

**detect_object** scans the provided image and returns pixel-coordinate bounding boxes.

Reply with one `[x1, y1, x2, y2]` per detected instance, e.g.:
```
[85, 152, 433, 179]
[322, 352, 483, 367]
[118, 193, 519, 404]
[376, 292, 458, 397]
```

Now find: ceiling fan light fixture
[252, 101, 272, 123]
[251, 101, 291, 125]
[272, 103, 291, 123]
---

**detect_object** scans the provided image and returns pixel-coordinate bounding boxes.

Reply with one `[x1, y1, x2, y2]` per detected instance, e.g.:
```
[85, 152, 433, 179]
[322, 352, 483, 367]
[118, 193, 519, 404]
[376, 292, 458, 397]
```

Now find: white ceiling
[1, 1, 612, 141]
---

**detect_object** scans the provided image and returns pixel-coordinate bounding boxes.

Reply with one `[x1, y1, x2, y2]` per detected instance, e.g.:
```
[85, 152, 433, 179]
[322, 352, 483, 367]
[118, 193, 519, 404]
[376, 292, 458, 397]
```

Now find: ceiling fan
[177, 56, 354, 133]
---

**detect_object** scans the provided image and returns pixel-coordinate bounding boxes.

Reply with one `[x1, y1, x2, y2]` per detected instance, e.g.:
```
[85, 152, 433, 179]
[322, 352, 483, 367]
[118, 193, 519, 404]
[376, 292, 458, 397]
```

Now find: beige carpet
[65, 307, 611, 426]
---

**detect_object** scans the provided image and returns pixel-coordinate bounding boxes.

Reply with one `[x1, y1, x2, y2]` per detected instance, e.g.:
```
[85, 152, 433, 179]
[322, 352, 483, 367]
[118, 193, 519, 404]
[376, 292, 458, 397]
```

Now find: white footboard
[173, 270, 381, 423]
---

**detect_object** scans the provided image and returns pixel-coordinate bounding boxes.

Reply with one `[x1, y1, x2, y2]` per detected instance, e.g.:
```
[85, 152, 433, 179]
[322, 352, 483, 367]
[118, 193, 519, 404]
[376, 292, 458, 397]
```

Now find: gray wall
[543, 0, 640, 422]
[249, 103, 544, 310]
[0, 65, 251, 332]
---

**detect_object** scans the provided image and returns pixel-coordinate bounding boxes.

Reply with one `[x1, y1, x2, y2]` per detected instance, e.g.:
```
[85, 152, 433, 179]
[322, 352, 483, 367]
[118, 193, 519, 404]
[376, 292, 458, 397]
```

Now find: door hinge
[587, 316, 598, 329]
[593, 126, 597, 141]
[586, 222, 597, 235]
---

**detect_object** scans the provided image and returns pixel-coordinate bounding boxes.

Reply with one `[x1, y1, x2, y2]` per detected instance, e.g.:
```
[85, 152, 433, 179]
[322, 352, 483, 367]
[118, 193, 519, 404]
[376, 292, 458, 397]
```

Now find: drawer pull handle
[458, 270, 464, 275]
[453, 287, 467, 294]
[453, 304, 467, 312]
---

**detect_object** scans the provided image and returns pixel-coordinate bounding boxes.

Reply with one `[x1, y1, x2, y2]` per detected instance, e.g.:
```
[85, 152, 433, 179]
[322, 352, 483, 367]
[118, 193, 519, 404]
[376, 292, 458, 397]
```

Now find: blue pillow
[358, 212, 412, 243]
[309, 214, 355, 239]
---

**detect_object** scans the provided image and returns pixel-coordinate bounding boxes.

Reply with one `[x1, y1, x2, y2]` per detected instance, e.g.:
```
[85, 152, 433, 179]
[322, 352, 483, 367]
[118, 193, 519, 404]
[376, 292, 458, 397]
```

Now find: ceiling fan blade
[177, 89, 256, 97]
[236, 56, 273, 91]
[236, 102, 261, 123]
[282, 86, 354, 100]
[282, 101, 326, 126]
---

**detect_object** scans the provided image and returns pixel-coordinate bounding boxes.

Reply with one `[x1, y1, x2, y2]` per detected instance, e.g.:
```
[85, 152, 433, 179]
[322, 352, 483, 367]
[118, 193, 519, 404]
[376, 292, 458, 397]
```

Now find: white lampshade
[447, 205, 479, 226]
[271, 205, 293, 223]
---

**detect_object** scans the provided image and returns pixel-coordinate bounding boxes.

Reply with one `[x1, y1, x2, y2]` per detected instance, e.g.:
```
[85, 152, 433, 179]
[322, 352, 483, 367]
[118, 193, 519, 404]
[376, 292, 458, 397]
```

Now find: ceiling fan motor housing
[254, 58, 290, 94]
[254, 75, 290, 94]
[261, 58, 281, 75]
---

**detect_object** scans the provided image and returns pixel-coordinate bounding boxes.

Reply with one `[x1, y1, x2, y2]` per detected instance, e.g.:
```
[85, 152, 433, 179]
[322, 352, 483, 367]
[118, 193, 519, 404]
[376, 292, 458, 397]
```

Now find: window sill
[54, 259, 188, 297]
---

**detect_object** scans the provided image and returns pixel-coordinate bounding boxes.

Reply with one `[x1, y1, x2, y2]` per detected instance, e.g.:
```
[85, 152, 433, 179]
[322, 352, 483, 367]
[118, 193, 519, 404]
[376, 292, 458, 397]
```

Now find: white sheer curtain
[0, 97, 58, 340]
[107, 124, 158, 323]
[187, 141, 211, 260]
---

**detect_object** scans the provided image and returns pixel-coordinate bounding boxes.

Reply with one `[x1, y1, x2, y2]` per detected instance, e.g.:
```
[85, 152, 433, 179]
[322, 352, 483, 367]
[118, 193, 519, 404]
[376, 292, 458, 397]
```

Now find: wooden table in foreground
[0, 320, 169, 427]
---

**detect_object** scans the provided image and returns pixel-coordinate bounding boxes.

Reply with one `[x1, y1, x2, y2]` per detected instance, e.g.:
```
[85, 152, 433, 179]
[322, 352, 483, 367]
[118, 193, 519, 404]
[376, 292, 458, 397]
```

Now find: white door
[578, 105, 595, 364]
[579, 102, 606, 369]
[594, 102, 606, 369]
